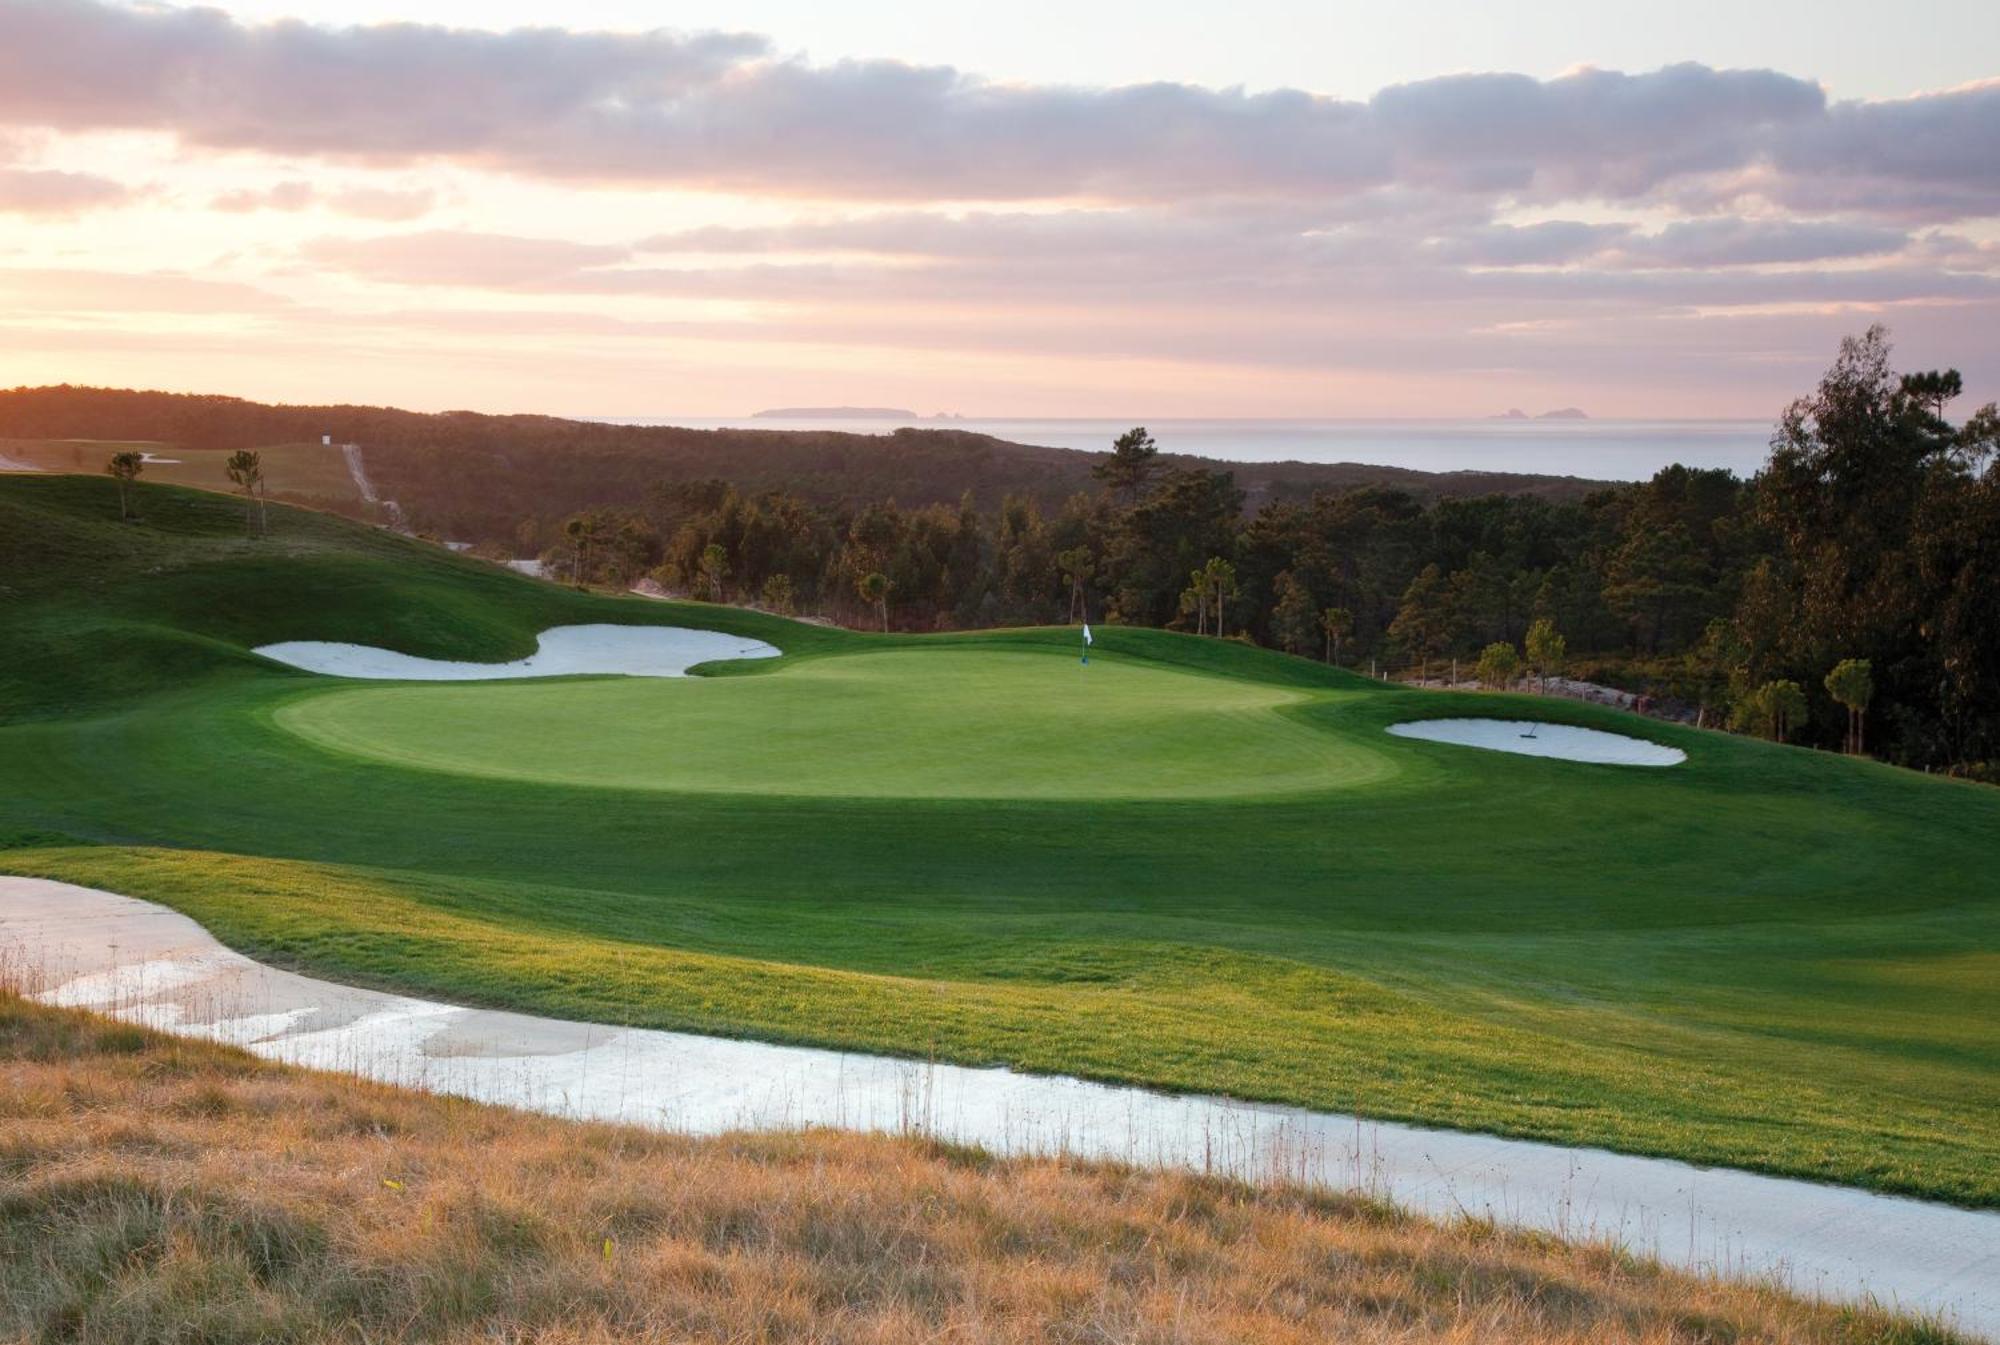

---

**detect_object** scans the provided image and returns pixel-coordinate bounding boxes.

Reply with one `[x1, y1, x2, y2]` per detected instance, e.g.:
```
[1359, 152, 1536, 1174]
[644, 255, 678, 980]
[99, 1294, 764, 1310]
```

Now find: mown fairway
[2, 474, 1996, 1206]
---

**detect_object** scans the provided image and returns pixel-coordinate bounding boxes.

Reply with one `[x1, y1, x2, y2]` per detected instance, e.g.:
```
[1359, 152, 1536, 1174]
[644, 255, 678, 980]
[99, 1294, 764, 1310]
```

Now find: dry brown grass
[0, 994, 1963, 1345]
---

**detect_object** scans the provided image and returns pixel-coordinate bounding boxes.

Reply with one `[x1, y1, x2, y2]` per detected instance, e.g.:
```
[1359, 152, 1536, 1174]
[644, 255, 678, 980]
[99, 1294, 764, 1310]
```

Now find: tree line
[531, 332, 1996, 777]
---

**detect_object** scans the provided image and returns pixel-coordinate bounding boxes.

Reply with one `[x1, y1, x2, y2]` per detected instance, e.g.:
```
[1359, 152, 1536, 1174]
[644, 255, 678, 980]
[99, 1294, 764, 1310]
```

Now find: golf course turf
[271, 649, 1398, 798]
[2, 474, 1996, 1208]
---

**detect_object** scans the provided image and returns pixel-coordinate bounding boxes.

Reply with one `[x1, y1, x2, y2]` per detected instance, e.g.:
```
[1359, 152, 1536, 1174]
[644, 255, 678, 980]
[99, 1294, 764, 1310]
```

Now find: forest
[530, 330, 1997, 775]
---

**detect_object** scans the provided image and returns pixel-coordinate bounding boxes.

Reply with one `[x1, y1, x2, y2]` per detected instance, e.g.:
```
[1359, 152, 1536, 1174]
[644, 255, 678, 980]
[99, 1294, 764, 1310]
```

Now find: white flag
[1082, 623, 1093, 645]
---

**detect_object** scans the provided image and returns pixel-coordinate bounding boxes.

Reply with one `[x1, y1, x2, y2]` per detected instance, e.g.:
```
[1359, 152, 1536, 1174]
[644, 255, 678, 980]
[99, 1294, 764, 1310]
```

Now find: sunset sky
[1, 0, 1995, 418]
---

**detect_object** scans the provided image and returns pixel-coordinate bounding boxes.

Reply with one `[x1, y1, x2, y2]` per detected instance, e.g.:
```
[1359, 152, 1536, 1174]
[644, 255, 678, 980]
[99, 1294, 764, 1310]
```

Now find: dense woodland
[6, 329, 1995, 774]
[513, 331, 1996, 775]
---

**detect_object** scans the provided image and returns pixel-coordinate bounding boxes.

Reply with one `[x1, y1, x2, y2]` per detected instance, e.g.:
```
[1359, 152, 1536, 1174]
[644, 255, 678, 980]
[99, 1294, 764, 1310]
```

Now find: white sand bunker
[1388, 718, 1686, 766]
[254, 623, 779, 680]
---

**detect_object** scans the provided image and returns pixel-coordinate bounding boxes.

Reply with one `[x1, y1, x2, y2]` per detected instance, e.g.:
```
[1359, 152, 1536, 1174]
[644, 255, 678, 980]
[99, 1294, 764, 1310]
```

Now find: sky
[0, 0, 1995, 419]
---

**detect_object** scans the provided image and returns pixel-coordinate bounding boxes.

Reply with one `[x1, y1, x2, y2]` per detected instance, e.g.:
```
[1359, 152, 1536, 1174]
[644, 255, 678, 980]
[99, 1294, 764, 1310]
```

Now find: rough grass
[0, 993, 1968, 1345]
[0, 437, 364, 511]
[2, 473, 1997, 1206]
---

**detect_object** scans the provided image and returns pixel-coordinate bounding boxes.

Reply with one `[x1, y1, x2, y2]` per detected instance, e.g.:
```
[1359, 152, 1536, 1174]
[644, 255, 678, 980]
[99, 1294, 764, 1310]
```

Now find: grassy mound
[2, 473, 1997, 1206]
[0, 993, 1966, 1345]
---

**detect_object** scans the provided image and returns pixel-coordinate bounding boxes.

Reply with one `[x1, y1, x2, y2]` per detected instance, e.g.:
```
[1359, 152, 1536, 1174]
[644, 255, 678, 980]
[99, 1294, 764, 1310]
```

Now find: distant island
[1490, 407, 1588, 420]
[752, 406, 918, 420]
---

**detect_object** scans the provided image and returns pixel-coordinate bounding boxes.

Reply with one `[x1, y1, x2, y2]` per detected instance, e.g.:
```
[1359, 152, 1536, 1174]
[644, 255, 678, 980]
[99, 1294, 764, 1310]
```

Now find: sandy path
[2, 876, 1993, 1338]
[339, 442, 405, 529]
[0, 452, 43, 472]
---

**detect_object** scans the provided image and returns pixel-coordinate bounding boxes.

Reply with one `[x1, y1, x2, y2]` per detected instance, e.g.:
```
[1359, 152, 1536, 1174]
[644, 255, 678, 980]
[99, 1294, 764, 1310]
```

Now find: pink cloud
[212, 179, 317, 213]
[0, 2, 1992, 219]
[299, 230, 629, 286]
[0, 153, 131, 215]
[210, 179, 436, 221]
[325, 185, 436, 222]
[0, 266, 290, 311]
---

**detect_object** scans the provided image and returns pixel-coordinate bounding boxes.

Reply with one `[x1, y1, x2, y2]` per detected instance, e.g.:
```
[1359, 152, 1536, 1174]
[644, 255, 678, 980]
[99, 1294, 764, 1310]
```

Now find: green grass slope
[2, 474, 1996, 1206]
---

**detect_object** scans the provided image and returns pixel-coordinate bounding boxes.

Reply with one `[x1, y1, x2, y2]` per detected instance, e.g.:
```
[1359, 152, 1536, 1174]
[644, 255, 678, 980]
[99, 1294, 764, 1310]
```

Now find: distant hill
[1538, 408, 1590, 419]
[752, 406, 918, 419]
[0, 385, 1614, 547]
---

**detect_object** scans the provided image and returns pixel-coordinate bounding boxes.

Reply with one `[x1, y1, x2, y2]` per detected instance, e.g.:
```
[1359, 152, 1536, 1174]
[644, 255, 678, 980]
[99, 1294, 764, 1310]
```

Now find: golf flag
[1081, 622, 1093, 665]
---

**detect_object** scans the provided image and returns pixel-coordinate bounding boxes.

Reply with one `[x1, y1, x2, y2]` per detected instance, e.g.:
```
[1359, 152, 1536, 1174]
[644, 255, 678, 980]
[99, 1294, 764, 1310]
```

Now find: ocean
[613, 416, 1776, 482]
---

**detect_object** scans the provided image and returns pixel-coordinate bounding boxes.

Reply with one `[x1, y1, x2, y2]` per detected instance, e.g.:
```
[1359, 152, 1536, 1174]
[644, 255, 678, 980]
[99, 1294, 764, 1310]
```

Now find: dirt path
[339, 442, 405, 530]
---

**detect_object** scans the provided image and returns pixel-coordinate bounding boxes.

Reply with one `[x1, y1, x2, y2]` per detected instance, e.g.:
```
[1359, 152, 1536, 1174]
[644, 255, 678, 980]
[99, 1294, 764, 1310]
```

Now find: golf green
[2, 474, 1996, 1208]
[272, 650, 1399, 798]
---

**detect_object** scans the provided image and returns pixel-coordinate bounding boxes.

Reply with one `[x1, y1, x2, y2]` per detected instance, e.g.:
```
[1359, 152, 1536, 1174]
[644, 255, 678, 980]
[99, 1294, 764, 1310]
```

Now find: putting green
[271, 649, 1399, 799]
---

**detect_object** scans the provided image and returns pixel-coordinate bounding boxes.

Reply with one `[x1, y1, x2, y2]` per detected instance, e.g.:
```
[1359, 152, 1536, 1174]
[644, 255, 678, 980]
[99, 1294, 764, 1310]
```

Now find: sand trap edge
[253, 623, 781, 681]
[1387, 718, 1686, 766]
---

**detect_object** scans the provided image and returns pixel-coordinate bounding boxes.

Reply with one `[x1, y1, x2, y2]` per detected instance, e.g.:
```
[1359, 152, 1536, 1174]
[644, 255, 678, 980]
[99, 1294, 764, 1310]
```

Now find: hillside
[2, 993, 1958, 1344]
[0, 385, 1613, 546]
[0, 436, 372, 519]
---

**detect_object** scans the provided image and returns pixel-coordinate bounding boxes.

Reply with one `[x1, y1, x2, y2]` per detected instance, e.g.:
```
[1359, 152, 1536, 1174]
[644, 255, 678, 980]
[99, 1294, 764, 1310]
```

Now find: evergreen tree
[1825, 658, 1874, 755]
[1271, 572, 1316, 655]
[1092, 426, 1159, 504]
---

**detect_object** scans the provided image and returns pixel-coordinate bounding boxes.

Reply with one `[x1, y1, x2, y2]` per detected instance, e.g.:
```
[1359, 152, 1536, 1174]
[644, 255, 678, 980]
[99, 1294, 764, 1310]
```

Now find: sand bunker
[254, 623, 779, 680]
[1388, 718, 1686, 766]
[3, 876, 1994, 1336]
